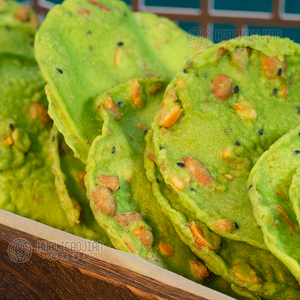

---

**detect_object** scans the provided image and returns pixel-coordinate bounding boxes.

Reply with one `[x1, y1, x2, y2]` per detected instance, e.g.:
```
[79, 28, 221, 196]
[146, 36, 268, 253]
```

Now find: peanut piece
[158, 105, 182, 127]
[170, 172, 185, 191]
[189, 260, 210, 282]
[103, 97, 122, 120]
[233, 263, 262, 284]
[190, 221, 214, 250]
[133, 227, 154, 249]
[130, 79, 142, 106]
[214, 219, 235, 231]
[98, 175, 119, 193]
[92, 186, 117, 217]
[30, 103, 51, 124]
[211, 75, 232, 101]
[158, 242, 174, 256]
[116, 212, 144, 227]
[183, 157, 213, 186]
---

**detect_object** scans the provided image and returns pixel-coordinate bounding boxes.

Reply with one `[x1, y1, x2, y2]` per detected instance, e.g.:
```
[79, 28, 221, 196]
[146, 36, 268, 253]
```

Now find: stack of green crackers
[2, 0, 300, 298]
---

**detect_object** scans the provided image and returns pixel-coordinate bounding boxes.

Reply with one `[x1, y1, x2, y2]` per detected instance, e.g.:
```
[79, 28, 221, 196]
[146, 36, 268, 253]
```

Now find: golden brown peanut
[189, 260, 210, 282]
[183, 157, 213, 186]
[98, 175, 119, 193]
[190, 221, 214, 250]
[159, 105, 182, 127]
[30, 103, 51, 124]
[214, 219, 235, 231]
[103, 97, 122, 120]
[211, 75, 232, 101]
[116, 212, 144, 227]
[133, 227, 154, 249]
[158, 242, 174, 256]
[92, 186, 117, 217]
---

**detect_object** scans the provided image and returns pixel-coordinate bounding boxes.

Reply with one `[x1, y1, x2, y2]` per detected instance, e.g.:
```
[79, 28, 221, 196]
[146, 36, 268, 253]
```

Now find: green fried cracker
[50, 125, 113, 245]
[35, 0, 210, 163]
[144, 129, 300, 300]
[150, 36, 300, 249]
[248, 125, 300, 281]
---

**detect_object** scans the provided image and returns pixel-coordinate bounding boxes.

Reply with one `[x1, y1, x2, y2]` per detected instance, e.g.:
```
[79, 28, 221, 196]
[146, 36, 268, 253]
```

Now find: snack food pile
[1, 0, 300, 299]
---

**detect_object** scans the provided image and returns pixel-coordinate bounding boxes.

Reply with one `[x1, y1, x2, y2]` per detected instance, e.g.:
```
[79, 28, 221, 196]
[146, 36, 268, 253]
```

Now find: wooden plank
[0, 224, 207, 300]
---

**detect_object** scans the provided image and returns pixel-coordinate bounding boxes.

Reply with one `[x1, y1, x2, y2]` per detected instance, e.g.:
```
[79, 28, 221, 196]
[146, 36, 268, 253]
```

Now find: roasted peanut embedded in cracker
[133, 227, 154, 249]
[116, 212, 144, 227]
[190, 221, 214, 250]
[211, 75, 232, 101]
[233, 263, 262, 284]
[30, 103, 51, 124]
[170, 172, 185, 191]
[234, 100, 257, 120]
[92, 186, 117, 217]
[158, 105, 182, 128]
[130, 79, 142, 107]
[213, 219, 235, 231]
[189, 260, 210, 282]
[263, 56, 286, 79]
[103, 97, 122, 120]
[158, 242, 174, 256]
[183, 157, 213, 186]
[15, 6, 30, 22]
[98, 175, 119, 193]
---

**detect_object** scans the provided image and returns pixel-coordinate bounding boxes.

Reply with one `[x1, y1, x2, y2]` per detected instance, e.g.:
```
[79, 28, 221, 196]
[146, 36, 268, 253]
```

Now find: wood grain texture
[0, 224, 208, 300]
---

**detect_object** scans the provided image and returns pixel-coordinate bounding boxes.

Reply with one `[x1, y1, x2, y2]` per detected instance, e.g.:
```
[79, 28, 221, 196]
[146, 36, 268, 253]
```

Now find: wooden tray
[0, 210, 232, 300]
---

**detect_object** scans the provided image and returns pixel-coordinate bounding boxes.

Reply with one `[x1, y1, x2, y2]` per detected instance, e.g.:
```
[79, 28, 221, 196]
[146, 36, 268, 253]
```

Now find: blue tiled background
[25, 0, 300, 43]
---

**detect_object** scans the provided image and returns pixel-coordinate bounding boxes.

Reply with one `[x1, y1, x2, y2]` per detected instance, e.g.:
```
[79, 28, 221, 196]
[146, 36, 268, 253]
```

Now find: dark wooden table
[0, 224, 208, 300]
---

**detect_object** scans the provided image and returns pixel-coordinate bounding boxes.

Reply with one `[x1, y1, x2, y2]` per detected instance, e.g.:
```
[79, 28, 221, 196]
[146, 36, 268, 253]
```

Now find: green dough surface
[150, 36, 300, 249]
[35, 0, 211, 163]
[144, 129, 300, 300]
[248, 125, 300, 282]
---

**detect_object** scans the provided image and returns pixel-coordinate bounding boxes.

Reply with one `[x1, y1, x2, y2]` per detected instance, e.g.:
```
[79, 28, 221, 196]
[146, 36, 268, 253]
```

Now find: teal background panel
[144, 0, 200, 9]
[213, 0, 272, 12]
[285, 0, 300, 14]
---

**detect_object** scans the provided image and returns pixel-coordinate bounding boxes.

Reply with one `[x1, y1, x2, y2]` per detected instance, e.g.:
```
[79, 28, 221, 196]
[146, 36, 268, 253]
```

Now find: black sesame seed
[272, 88, 278, 95]
[159, 146, 165, 150]
[56, 68, 63, 74]
[248, 184, 253, 190]
[111, 146, 116, 154]
[190, 187, 196, 192]
[258, 129, 263, 136]
[298, 111, 300, 115]
[117, 186, 120, 191]
[298, 132, 300, 136]
[9, 124, 14, 131]
[117, 101, 123, 107]
[144, 130, 148, 134]
[156, 179, 160, 183]
[234, 222, 239, 229]
[294, 150, 300, 155]
[117, 42, 124, 47]
[177, 162, 185, 168]
[233, 86, 239, 94]
[183, 69, 187, 73]
[203, 73, 208, 78]
[52, 135, 55, 142]
[278, 68, 282, 76]
[86, 30, 92, 35]
[234, 141, 240, 146]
